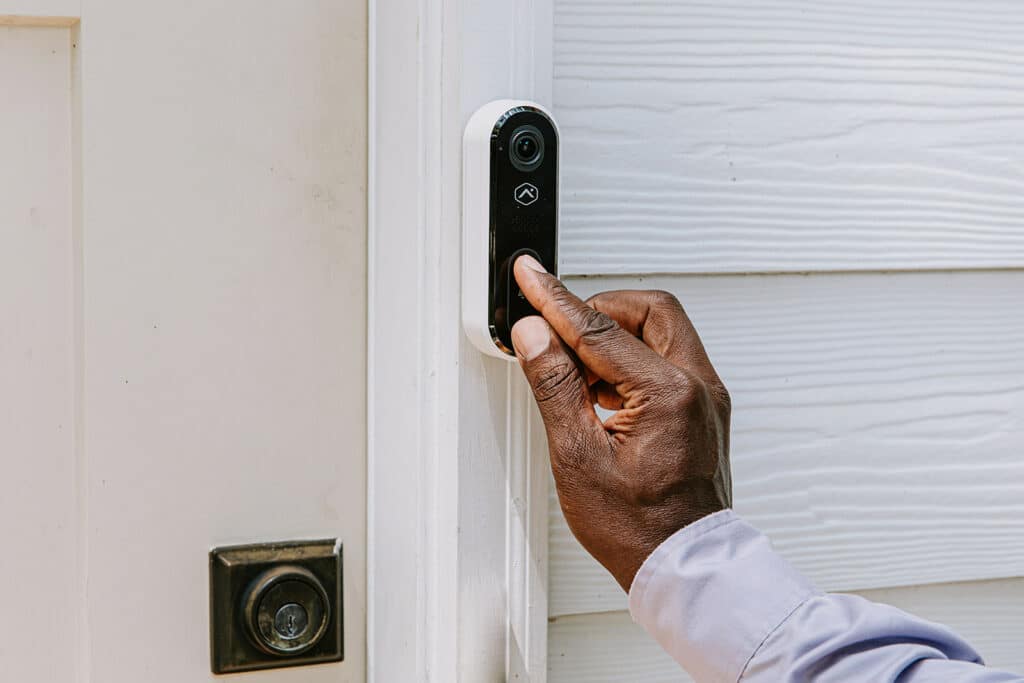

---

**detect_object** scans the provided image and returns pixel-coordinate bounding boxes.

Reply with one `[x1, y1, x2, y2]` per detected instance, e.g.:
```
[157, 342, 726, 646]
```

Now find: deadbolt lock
[242, 565, 330, 656]
[209, 539, 343, 674]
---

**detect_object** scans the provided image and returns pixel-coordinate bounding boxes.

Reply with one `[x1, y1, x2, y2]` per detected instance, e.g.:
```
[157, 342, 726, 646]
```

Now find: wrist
[613, 504, 728, 591]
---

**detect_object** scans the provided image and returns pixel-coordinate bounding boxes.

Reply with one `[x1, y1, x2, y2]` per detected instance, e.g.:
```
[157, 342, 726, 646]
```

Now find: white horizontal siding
[550, 611, 690, 683]
[554, 0, 1024, 274]
[549, 271, 1024, 616]
[549, 577, 1024, 682]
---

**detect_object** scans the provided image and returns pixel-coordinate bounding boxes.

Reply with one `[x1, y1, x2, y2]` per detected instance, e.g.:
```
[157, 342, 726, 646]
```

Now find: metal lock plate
[209, 539, 343, 674]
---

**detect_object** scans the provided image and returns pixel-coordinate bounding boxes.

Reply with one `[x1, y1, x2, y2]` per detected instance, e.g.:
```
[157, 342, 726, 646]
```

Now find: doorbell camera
[463, 100, 559, 359]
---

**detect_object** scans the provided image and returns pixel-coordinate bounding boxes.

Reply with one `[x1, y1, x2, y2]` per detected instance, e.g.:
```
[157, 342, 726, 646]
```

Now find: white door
[0, 4, 366, 681]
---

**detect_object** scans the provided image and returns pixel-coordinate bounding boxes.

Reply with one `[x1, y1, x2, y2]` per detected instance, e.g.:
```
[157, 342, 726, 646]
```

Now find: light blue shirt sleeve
[628, 509, 1023, 683]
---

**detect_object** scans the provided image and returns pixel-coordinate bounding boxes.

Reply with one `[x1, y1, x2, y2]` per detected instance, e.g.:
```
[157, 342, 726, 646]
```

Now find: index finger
[513, 255, 666, 387]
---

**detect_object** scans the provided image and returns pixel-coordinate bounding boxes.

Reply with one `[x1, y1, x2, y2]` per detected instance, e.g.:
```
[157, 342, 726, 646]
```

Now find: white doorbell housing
[463, 100, 559, 359]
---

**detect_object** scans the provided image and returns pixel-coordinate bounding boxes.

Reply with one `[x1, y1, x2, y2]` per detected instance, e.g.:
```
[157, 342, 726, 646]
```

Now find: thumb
[512, 316, 603, 463]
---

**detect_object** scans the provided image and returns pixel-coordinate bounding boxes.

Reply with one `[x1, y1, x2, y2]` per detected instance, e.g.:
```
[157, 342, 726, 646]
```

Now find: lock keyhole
[275, 603, 309, 640]
[240, 565, 331, 657]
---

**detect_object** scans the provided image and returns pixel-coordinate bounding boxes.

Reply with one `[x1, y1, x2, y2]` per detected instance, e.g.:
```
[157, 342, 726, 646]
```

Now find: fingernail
[512, 317, 550, 361]
[517, 254, 546, 273]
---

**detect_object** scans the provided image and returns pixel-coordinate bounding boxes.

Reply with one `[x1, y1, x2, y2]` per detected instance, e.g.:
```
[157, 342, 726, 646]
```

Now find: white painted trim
[368, 0, 554, 679]
[367, 0, 460, 678]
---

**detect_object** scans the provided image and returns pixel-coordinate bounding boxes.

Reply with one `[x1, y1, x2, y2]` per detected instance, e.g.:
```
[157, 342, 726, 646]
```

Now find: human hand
[511, 255, 732, 591]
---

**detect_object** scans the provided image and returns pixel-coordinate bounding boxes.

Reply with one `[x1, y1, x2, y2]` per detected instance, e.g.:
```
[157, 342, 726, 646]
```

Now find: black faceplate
[488, 107, 558, 354]
[209, 539, 343, 674]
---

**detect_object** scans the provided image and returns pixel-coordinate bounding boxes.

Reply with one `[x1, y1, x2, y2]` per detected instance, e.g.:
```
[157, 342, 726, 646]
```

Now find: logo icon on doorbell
[515, 183, 539, 206]
[462, 100, 559, 359]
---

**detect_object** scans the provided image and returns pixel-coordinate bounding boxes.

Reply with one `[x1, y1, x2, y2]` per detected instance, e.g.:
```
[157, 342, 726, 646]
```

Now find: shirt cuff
[628, 509, 818, 683]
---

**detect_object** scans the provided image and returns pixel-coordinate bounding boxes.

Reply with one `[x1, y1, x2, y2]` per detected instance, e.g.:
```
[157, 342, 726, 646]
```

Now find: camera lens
[515, 135, 538, 161]
[509, 125, 544, 171]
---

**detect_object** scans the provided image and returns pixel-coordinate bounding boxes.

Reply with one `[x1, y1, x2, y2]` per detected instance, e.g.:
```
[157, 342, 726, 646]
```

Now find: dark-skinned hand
[510, 254, 732, 592]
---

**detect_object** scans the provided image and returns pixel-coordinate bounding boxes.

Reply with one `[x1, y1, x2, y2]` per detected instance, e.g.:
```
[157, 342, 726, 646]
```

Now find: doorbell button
[463, 100, 559, 359]
[505, 248, 544, 336]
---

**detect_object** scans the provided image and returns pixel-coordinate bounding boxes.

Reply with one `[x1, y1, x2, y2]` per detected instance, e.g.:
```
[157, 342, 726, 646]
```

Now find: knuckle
[649, 289, 681, 309]
[660, 368, 707, 414]
[648, 289, 692, 331]
[544, 276, 574, 304]
[572, 307, 619, 349]
[583, 289, 623, 308]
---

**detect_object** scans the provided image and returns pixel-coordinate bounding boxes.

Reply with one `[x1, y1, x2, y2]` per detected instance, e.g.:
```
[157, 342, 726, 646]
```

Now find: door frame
[367, 0, 553, 679]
